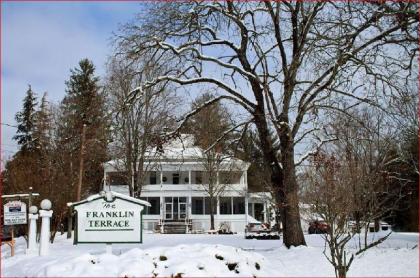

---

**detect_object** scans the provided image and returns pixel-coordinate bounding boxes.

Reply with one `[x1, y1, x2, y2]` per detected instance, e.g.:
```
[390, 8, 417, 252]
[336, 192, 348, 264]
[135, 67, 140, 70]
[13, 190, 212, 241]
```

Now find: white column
[26, 206, 39, 254]
[103, 169, 107, 191]
[188, 170, 192, 218]
[263, 202, 268, 223]
[160, 170, 163, 220]
[39, 199, 53, 256]
[245, 193, 249, 224]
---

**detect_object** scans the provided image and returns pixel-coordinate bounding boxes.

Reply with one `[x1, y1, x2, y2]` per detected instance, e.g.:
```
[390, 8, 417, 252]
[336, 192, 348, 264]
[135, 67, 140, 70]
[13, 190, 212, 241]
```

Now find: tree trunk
[374, 218, 380, 232]
[66, 207, 73, 239]
[253, 111, 305, 247]
[281, 144, 306, 247]
[210, 197, 215, 230]
[337, 267, 347, 278]
[76, 124, 86, 201]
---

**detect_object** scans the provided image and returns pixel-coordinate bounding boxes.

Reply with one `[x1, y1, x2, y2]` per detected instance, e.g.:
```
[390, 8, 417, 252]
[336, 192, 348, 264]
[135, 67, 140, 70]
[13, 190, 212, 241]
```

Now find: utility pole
[76, 124, 87, 201]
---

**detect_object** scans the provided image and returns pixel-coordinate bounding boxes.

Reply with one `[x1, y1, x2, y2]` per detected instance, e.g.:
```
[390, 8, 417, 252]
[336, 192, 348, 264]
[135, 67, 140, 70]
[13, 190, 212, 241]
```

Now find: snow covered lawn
[2, 232, 418, 277]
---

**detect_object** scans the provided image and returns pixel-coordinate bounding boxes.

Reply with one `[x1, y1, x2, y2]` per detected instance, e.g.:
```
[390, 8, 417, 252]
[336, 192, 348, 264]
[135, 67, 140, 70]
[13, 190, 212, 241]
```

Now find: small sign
[4, 201, 27, 225]
[70, 192, 150, 244]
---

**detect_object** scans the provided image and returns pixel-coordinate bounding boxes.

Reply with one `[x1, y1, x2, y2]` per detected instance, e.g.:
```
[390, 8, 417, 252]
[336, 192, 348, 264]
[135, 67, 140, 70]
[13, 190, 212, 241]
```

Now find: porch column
[103, 170, 107, 191]
[216, 196, 220, 220]
[245, 193, 249, 224]
[188, 170, 192, 217]
[160, 170, 163, 220]
[263, 202, 268, 223]
[216, 171, 220, 228]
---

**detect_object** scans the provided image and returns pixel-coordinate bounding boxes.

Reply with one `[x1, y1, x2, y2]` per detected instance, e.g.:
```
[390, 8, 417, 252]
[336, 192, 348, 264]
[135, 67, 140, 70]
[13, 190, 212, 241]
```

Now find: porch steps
[163, 222, 187, 234]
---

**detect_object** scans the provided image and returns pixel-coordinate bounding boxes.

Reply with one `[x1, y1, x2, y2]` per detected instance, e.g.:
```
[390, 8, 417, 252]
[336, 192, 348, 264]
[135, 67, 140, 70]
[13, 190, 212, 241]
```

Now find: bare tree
[301, 110, 409, 278]
[105, 57, 177, 197]
[184, 93, 238, 230]
[116, 2, 418, 247]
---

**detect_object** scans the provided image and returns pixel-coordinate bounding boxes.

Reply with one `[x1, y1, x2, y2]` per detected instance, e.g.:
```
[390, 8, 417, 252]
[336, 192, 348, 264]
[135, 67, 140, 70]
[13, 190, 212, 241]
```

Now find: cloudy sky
[1, 2, 140, 159]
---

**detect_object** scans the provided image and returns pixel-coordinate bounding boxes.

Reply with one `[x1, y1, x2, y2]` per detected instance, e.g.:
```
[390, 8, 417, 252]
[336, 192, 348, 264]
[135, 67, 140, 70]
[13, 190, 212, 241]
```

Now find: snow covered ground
[2, 232, 418, 277]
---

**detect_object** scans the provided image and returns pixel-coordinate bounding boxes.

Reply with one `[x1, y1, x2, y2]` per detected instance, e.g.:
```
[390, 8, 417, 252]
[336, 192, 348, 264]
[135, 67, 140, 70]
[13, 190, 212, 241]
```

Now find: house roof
[104, 134, 250, 171]
[67, 191, 151, 207]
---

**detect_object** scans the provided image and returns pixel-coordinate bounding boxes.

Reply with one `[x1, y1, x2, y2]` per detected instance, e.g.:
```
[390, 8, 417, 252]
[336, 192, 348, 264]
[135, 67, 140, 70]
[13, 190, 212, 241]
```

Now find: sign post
[68, 191, 150, 247]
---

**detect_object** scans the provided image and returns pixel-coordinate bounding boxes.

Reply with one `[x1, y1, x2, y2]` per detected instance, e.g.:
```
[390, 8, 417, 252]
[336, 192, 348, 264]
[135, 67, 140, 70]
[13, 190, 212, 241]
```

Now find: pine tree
[13, 85, 38, 152]
[33, 92, 52, 152]
[59, 58, 109, 199]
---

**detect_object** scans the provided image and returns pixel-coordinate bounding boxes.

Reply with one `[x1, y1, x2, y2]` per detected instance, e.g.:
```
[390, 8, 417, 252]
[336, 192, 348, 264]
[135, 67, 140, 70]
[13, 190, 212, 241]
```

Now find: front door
[164, 201, 173, 220]
[179, 203, 187, 220]
[164, 197, 188, 220]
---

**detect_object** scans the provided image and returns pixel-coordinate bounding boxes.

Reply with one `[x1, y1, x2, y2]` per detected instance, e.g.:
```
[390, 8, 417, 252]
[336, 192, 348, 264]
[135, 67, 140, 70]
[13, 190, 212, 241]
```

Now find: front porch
[139, 194, 270, 234]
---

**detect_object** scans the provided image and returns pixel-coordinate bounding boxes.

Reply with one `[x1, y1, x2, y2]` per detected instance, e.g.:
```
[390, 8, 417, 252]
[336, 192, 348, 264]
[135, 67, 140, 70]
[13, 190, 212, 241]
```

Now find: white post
[26, 206, 39, 254]
[39, 199, 53, 256]
[106, 243, 112, 254]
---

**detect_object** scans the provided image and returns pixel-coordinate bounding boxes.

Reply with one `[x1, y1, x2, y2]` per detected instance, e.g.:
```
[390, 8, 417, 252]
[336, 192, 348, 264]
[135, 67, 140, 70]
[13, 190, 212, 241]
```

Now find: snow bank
[2, 233, 418, 277]
[4, 244, 272, 277]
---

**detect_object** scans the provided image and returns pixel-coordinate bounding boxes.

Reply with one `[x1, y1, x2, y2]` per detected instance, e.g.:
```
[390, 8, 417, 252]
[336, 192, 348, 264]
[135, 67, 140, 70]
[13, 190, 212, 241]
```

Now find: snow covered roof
[104, 134, 250, 171]
[67, 191, 151, 207]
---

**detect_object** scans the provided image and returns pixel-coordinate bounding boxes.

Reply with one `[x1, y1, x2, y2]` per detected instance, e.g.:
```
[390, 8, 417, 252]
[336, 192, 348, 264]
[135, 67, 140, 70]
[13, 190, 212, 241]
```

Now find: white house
[103, 134, 271, 233]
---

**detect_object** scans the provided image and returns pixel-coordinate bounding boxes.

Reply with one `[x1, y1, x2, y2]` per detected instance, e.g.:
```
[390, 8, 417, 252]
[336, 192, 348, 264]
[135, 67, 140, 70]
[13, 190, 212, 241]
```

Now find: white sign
[4, 201, 27, 225]
[73, 194, 147, 244]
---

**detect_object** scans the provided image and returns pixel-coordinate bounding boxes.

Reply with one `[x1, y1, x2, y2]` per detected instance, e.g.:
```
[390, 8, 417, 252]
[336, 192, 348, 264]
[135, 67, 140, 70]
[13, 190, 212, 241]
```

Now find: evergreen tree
[13, 85, 38, 152]
[33, 92, 53, 153]
[58, 58, 109, 199]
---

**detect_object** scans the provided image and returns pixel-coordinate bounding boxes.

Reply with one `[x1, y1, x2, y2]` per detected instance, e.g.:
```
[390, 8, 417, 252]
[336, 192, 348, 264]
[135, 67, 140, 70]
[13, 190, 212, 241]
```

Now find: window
[147, 197, 160, 215]
[219, 171, 242, 184]
[195, 171, 202, 184]
[254, 203, 264, 222]
[204, 197, 216, 215]
[192, 197, 204, 215]
[173, 173, 179, 184]
[220, 197, 232, 214]
[140, 197, 160, 215]
[232, 197, 245, 214]
[149, 172, 157, 185]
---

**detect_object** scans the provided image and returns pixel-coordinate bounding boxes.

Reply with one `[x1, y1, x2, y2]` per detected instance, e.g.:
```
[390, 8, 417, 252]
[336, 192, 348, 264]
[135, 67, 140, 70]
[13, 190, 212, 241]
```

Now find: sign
[4, 201, 27, 225]
[71, 192, 150, 244]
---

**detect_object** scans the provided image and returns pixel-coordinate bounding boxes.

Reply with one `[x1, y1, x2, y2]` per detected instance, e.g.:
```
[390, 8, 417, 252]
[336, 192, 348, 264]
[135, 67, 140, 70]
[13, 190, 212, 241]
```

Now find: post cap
[40, 199, 52, 210]
[29, 205, 38, 214]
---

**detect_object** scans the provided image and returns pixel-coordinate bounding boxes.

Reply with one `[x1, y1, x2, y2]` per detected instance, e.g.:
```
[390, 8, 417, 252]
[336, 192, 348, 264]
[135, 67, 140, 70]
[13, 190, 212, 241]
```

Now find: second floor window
[149, 172, 157, 185]
[173, 173, 179, 184]
[195, 171, 202, 184]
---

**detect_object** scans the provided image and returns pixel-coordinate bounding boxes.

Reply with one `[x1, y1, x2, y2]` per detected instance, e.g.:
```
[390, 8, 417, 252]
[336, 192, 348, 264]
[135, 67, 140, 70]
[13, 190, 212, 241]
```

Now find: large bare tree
[105, 57, 177, 197]
[116, 2, 418, 247]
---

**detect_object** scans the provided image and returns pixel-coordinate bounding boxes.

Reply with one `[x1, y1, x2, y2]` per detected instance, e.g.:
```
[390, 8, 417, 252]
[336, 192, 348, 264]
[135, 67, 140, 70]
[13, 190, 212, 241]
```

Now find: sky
[1, 2, 141, 160]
